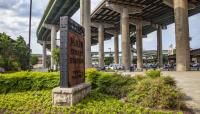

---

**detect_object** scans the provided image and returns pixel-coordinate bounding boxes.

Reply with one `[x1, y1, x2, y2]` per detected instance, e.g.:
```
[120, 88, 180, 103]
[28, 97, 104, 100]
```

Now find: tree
[0, 33, 30, 71]
[0, 33, 16, 71]
[30, 55, 39, 65]
[52, 48, 60, 70]
[13, 36, 30, 70]
[104, 57, 114, 65]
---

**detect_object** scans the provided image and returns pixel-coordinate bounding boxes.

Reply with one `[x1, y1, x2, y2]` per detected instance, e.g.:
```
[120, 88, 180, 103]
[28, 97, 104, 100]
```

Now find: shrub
[127, 77, 186, 110]
[146, 69, 161, 78]
[97, 73, 136, 98]
[0, 72, 59, 93]
[134, 75, 146, 82]
[162, 76, 177, 87]
[85, 68, 101, 88]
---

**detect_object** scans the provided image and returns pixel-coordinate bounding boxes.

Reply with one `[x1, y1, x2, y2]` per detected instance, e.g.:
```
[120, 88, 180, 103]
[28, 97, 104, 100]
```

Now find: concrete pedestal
[52, 83, 91, 106]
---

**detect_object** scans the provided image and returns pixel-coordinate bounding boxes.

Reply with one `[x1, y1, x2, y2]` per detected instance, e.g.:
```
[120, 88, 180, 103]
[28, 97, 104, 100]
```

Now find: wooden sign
[60, 16, 85, 87]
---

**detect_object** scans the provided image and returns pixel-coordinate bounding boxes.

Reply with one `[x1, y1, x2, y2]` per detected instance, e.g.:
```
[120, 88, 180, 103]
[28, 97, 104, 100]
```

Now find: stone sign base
[52, 83, 91, 106]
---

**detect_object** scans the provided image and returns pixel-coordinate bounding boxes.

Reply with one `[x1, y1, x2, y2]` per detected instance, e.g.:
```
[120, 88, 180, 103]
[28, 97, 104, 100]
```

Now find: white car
[108, 64, 123, 70]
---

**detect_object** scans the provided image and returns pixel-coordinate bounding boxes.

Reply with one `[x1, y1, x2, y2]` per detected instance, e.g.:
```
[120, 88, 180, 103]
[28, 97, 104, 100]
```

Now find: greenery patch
[0, 70, 188, 113]
[0, 90, 183, 114]
[0, 72, 59, 93]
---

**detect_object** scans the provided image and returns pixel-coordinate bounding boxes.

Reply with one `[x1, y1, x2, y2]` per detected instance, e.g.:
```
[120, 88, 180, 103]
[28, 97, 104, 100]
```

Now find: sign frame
[60, 16, 85, 88]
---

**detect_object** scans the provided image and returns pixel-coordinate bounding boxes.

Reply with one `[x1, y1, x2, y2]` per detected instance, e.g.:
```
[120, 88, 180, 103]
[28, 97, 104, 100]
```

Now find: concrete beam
[92, 22, 114, 28]
[130, 20, 151, 27]
[42, 24, 59, 31]
[105, 1, 142, 14]
[163, 0, 196, 9]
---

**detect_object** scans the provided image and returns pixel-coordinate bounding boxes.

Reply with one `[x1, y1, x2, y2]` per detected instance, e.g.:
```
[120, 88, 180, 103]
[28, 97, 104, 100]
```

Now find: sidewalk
[124, 71, 200, 113]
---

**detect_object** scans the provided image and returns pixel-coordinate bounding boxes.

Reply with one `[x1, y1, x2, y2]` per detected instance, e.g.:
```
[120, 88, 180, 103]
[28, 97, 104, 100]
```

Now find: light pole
[29, 0, 32, 48]
[28, 0, 32, 69]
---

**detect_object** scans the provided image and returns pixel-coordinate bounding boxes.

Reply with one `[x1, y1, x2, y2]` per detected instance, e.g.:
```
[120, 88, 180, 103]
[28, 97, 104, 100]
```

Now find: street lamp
[28, 0, 32, 69]
[29, 0, 32, 48]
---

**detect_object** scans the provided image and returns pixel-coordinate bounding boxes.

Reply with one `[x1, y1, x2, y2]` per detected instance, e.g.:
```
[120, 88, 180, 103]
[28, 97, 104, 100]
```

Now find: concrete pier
[83, 0, 92, 68]
[114, 32, 119, 64]
[51, 26, 57, 69]
[136, 19, 143, 70]
[98, 24, 104, 68]
[42, 41, 47, 68]
[80, 0, 84, 26]
[174, 0, 190, 71]
[157, 26, 163, 68]
[121, 8, 130, 71]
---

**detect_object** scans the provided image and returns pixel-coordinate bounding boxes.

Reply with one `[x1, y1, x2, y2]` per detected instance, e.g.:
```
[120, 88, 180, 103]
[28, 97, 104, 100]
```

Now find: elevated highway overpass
[37, 0, 200, 71]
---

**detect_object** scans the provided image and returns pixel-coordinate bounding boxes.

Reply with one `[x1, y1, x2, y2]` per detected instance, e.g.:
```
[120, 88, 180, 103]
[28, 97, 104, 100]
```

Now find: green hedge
[0, 72, 59, 93]
[85, 68, 187, 111]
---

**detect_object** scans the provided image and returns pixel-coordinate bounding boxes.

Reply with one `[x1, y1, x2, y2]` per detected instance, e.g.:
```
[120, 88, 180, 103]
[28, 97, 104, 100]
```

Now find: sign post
[52, 16, 91, 106]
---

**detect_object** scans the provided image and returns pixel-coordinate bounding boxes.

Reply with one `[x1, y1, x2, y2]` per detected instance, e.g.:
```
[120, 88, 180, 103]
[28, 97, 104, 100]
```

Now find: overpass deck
[91, 0, 200, 42]
[36, 0, 80, 46]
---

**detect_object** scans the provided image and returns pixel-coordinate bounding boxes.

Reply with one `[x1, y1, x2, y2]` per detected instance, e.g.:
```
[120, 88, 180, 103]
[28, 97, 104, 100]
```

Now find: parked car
[107, 64, 124, 70]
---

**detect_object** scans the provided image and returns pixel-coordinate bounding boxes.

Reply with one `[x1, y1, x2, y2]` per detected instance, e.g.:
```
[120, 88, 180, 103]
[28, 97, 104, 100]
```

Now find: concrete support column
[83, 0, 92, 68]
[98, 24, 104, 67]
[157, 26, 163, 68]
[80, 0, 85, 26]
[136, 18, 143, 70]
[42, 41, 47, 68]
[174, 0, 190, 71]
[121, 8, 130, 71]
[51, 26, 57, 69]
[114, 32, 119, 64]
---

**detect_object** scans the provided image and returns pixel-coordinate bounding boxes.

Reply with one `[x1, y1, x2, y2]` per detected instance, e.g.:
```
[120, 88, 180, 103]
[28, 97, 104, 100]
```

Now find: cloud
[0, 0, 48, 54]
[0, 0, 200, 54]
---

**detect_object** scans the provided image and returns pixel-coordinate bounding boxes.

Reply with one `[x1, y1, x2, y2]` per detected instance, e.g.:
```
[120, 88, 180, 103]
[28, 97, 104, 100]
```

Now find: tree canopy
[0, 33, 30, 71]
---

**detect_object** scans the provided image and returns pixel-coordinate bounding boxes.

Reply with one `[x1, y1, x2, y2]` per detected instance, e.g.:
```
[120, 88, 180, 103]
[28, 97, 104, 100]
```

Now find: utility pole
[28, 0, 32, 69]
[29, 0, 32, 48]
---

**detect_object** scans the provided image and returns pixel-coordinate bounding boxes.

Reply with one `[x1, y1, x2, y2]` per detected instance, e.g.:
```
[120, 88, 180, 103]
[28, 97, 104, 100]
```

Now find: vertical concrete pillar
[80, 0, 85, 26]
[51, 26, 57, 69]
[98, 24, 104, 67]
[136, 18, 143, 70]
[130, 47, 133, 65]
[174, 0, 190, 71]
[83, 0, 92, 68]
[114, 32, 119, 64]
[42, 41, 47, 68]
[157, 26, 163, 68]
[121, 8, 130, 71]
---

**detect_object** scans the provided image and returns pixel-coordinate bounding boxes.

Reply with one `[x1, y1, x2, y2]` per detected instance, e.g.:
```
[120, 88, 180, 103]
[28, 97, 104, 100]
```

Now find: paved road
[124, 71, 200, 113]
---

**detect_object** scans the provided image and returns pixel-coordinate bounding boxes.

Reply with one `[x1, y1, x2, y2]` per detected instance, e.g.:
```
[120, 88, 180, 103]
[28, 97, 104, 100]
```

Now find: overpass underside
[90, 0, 200, 71]
[37, 0, 200, 71]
